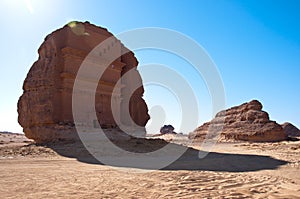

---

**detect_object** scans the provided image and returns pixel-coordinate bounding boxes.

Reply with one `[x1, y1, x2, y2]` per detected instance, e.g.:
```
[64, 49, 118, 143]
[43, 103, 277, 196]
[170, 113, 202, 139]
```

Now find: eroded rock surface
[281, 122, 300, 137]
[18, 21, 149, 143]
[189, 100, 287, 142]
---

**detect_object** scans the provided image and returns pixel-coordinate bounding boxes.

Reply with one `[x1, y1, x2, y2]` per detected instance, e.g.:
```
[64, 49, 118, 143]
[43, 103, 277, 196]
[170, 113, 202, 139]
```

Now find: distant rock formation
[281, 122, 300, 137]
[189, 100, 287, 142]
[160, 125, 175, 134]
[18, 21, 150, 143]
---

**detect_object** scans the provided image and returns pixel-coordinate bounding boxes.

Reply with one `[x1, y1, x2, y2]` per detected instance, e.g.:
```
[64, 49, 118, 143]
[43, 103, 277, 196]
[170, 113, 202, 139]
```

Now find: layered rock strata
[189, 100, 287, 142]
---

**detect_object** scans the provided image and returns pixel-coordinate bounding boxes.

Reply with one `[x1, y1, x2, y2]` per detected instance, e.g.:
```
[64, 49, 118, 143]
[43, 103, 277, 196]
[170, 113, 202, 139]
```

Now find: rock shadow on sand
[44, 137, 288, 172]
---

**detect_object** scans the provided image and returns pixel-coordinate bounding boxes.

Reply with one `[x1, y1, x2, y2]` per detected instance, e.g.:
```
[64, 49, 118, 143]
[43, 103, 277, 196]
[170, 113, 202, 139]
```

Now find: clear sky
[0, 0, 299, 133]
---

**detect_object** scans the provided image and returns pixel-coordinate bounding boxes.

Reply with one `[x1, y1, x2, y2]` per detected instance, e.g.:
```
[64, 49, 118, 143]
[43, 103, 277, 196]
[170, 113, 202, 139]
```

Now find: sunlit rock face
[189, 100, 287, 142]
[18, 21, 149, 143]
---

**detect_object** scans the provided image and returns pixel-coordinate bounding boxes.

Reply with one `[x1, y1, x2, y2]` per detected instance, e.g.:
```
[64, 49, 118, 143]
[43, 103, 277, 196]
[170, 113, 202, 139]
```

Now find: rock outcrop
[189, 100, 287, 142]
[160, 125, 175, 134]
[18, 21, 150, 143]
[281, 122, 300, 137]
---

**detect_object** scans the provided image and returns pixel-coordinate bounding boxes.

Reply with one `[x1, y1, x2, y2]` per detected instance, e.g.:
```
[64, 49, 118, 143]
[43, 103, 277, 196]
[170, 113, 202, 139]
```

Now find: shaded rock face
[18, 21, 150, 143]
[189, 100, 287, 142]
[281, 122, 300, 137]
[160, 125, 175, 134]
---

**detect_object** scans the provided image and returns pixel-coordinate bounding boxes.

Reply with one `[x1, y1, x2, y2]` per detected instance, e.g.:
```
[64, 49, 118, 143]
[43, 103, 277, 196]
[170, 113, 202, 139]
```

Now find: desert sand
[0, 132, 299, 199]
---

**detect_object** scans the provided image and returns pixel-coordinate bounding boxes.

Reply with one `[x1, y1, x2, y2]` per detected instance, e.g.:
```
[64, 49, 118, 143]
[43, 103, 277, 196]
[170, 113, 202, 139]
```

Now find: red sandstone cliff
[18, 21, 149, 143]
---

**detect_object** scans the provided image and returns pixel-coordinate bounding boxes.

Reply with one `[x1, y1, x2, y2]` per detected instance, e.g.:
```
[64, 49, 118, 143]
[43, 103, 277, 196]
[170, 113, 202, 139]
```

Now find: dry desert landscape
[0, 132, 300, 199]
[1, 21, 299, 199]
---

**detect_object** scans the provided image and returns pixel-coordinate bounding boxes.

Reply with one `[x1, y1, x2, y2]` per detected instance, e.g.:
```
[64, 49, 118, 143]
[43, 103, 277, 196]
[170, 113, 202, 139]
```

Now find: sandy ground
[0, 132, 299, 199]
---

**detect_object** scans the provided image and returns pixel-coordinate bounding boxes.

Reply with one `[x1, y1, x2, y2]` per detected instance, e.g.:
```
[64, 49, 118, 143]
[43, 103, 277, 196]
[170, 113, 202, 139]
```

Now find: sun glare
[1, 0, 35, 15]
[1, 0, 59, 18]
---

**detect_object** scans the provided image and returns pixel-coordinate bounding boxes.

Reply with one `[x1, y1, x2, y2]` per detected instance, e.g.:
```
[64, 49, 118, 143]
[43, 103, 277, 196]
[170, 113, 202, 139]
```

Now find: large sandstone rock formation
[281, 122, 300, 137]
[189, 100, 287, 142]
[18, 21, 149, 143]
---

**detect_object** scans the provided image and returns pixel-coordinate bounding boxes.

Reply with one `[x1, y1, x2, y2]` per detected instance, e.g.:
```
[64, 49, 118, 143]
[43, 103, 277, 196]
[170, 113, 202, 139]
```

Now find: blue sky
[0, 0, 299, 133]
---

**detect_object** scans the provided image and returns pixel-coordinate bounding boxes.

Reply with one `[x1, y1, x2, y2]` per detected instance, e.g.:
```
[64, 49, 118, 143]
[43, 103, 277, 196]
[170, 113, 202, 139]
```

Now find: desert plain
[0, 132, 299, 199]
